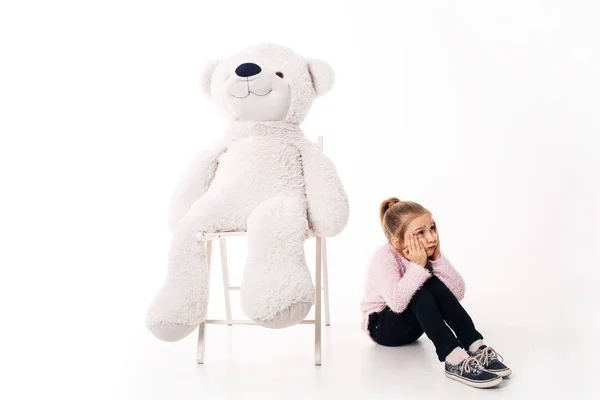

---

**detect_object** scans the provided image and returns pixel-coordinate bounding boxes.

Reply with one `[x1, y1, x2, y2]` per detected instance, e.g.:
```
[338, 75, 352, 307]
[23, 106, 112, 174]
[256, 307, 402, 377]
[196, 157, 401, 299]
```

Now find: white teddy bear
[146, 43, 349, 342]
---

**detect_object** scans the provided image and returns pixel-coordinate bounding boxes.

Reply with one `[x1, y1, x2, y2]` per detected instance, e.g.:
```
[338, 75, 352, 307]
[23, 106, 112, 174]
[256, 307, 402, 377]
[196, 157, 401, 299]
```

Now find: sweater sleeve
[430, 253, 465, 300]
[372, 251, 432, 313]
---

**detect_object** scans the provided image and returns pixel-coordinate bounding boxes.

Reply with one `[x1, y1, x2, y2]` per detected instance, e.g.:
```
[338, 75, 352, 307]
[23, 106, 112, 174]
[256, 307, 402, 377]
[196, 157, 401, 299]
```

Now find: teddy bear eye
[275, 72, 284, 79]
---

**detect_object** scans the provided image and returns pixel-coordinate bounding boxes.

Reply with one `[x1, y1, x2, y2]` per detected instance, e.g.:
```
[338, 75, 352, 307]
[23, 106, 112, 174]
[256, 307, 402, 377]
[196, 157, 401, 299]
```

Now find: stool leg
[322, 238, 330, 327]
[196, 239, 213, 364]
[219, 238, 233, 325]
[315, 236, 322, 366]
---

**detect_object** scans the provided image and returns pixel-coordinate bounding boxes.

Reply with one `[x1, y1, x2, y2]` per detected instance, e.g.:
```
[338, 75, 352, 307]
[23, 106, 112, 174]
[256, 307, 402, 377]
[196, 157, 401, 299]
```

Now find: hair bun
[388, 198, 400, 207]
[379, 197, 401, 223]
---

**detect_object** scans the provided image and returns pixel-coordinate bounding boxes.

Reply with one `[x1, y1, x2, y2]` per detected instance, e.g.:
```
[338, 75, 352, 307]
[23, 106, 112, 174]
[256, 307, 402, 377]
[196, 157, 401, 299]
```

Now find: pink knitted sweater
[360, 242, 466, 333]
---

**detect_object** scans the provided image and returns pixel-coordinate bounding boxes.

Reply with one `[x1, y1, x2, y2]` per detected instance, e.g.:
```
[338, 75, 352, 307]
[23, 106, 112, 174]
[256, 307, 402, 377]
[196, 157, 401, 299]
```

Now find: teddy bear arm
[300, 145, 349, 237]
[167, 143, 227, 232]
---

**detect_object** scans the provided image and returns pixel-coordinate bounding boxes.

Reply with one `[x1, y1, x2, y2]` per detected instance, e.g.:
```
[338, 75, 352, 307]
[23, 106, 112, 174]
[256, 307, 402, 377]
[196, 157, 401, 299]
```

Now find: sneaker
[445, 356, 503, 388]
[469, 345, 512, 377]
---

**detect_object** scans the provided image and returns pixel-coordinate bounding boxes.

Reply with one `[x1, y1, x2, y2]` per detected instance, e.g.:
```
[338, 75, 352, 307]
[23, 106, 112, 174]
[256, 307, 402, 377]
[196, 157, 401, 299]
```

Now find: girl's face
[393, 213, 438, 257]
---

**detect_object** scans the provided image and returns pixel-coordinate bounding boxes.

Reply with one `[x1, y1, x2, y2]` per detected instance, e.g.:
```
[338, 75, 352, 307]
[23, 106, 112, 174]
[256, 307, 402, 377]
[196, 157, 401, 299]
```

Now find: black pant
[368, 276, 483, 361]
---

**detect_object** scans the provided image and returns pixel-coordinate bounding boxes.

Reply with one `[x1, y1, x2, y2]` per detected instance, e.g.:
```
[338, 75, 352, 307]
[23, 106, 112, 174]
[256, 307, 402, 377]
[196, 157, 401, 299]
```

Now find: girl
[361, 198, 511, 389]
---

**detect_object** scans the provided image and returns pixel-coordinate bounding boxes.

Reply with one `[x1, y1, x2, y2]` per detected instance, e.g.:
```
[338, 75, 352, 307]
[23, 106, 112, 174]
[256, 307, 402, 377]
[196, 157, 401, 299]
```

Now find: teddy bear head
[199, 43, 334, 124]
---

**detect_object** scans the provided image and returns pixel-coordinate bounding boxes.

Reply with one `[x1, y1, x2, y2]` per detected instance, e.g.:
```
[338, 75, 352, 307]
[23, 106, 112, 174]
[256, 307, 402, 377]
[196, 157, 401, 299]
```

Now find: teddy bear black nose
[235, 63, 262, 78]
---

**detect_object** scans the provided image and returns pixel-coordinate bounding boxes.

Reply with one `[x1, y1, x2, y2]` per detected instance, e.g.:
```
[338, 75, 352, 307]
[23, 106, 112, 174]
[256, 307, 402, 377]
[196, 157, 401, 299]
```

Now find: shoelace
[460, 357, 483, 376]
[475, 347, 503, 367]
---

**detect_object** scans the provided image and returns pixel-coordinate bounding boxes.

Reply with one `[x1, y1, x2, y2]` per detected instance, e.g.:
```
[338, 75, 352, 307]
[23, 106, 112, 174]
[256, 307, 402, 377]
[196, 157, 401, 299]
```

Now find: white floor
[109, 323, 597, 399]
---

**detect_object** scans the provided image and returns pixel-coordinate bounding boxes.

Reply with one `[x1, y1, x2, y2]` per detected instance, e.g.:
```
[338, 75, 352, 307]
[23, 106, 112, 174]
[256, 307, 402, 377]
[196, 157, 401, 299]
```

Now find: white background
[1, 0, 599, 398]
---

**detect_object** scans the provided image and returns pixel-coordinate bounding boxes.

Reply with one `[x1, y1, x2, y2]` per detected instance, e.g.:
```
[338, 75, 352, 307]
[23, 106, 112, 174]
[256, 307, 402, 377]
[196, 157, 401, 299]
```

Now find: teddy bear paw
[147, 321, 197, 342]
[252, 301, 313, 329]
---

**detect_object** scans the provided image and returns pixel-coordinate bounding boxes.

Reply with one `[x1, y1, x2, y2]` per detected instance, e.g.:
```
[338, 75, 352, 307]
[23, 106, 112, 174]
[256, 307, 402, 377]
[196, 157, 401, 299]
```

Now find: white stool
[195, 136, 331, 366]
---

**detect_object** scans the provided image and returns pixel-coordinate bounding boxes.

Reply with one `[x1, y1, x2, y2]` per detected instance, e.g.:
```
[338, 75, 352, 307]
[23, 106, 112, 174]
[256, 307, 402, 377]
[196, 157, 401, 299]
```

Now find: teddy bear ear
[307, 58, 335, 96]
[199, 59, 220, 98]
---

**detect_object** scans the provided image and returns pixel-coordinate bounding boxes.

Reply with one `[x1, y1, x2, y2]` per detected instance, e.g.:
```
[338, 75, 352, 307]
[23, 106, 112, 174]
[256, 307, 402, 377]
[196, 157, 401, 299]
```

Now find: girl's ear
[391, 236, 401, 250]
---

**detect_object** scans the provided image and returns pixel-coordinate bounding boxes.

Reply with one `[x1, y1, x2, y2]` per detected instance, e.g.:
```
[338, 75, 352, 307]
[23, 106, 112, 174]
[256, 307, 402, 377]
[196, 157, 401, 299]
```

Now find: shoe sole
[445, 372, 503, 388]
[486, 368, 511, 378]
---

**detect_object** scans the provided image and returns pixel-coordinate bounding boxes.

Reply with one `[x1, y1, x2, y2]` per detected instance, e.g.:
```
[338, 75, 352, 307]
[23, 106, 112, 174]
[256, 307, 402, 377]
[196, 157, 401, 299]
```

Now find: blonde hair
[379, 197, 430, 244]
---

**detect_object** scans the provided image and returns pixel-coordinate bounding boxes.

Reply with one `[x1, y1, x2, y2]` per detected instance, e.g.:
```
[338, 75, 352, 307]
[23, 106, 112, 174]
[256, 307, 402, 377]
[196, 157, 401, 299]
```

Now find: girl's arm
[372, 250, 431, 313]
[430, 253, 465, 300]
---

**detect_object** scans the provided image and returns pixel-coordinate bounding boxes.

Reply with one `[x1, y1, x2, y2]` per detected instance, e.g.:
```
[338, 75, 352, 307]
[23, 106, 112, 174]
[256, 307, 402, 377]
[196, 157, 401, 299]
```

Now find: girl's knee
[414, 286, 436, 309]
[427, 276, 454, 297]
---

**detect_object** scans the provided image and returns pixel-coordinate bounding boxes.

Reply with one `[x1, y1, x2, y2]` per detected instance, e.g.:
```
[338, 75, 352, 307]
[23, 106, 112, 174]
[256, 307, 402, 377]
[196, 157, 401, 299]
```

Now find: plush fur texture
[146, 44, 349, 342]
[429, 251, 466, 301]
[360, 243, 466, 333]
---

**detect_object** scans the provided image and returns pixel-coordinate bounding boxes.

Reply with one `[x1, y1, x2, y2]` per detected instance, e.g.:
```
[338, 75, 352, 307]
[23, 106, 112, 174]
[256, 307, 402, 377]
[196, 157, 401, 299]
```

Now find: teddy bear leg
[145, 202, 216, 342]
[241, 194, 315, 328]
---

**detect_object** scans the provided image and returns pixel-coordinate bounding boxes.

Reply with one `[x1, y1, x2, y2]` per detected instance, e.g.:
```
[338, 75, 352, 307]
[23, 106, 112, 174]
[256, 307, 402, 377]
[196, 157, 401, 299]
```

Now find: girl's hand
[430, 238, 441, 261]
[403, 234, 428, 267]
